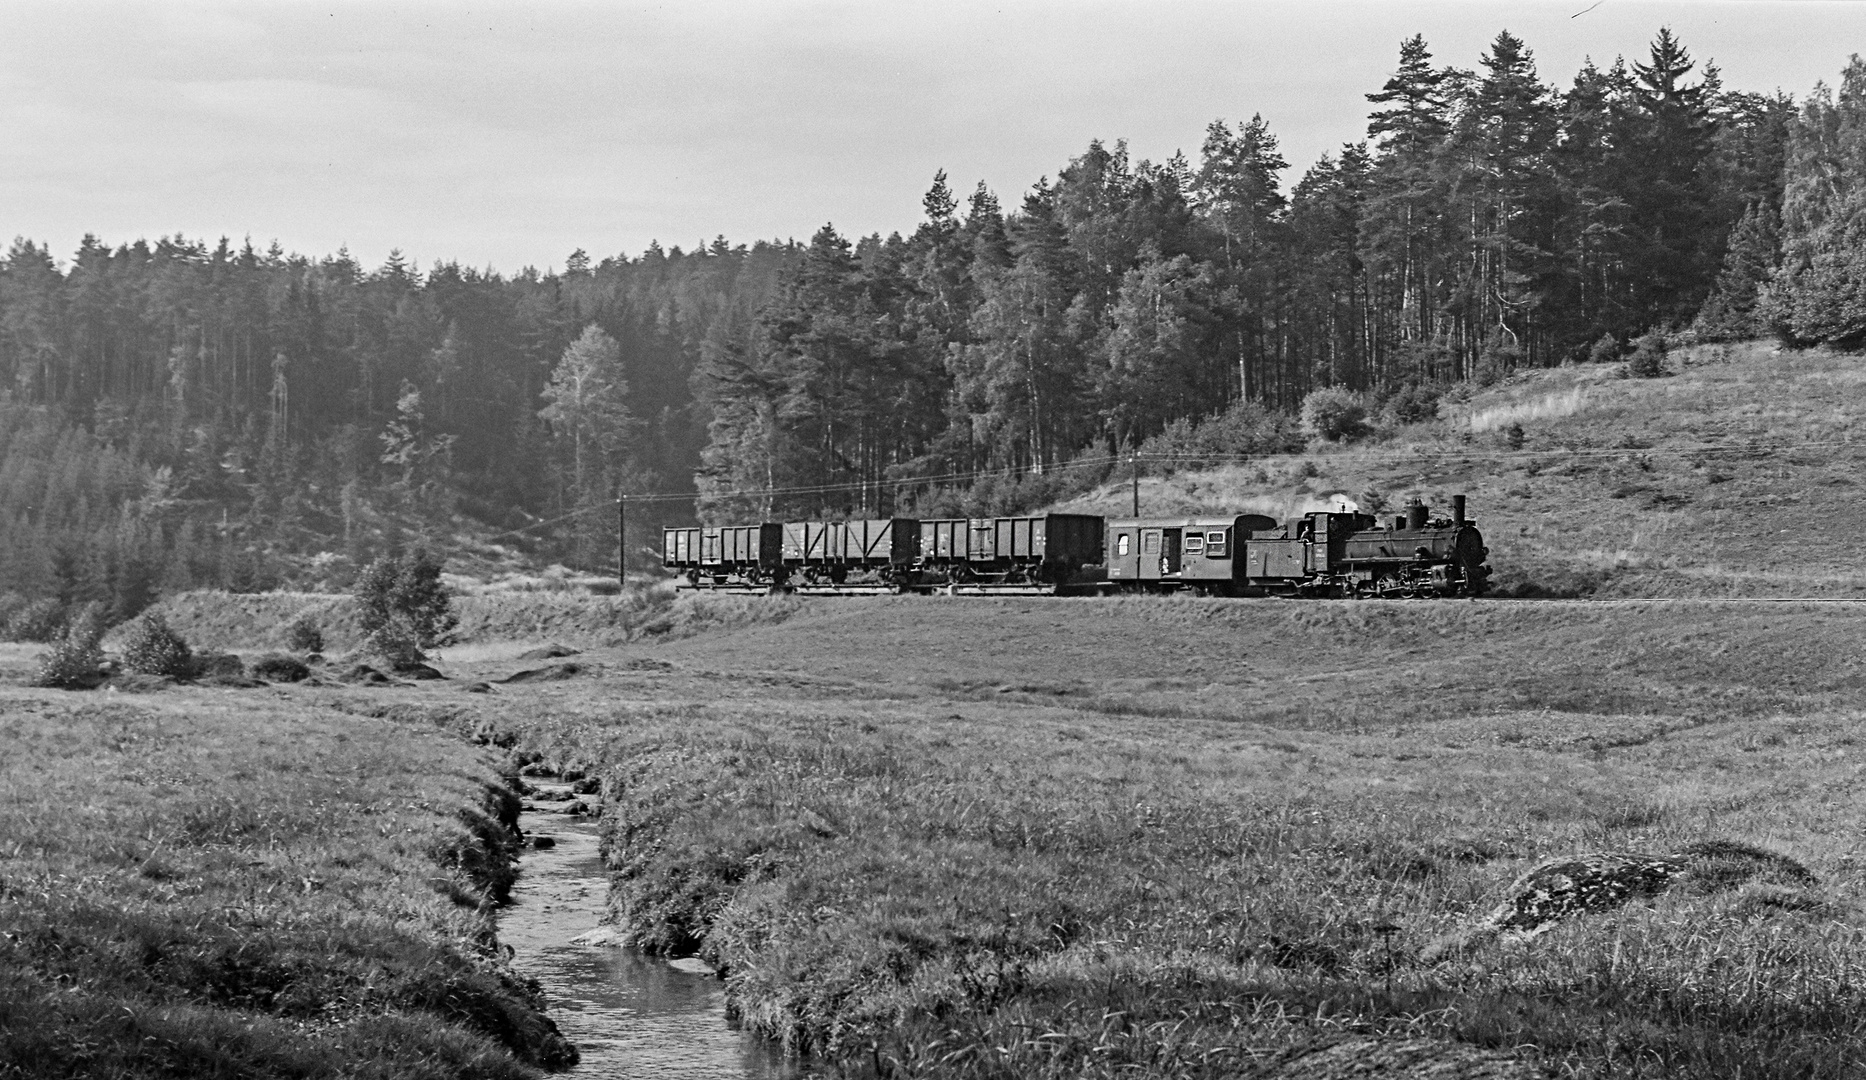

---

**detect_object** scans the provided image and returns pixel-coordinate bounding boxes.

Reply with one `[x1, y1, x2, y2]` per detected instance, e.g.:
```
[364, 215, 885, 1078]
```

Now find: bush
[1381, 382, 1444, 425]
[1472, 343, 1520, 387]
[1300, 387, 1370, 443]
[193, 652, 245, 680]
[1136, 400, 1305, 470]
[252, 653, 312, 682]
[285, 615, 325, 654]
[6, 598, 66, 643]
[0, 592, 23, 636]
[365, 614, 428, 671]
[32, 605, 107, 690]
[120, 611, 195, 678]
[1588, 333, 1621, 365]
[1627, 331, 1669, 378]
[356, 548, 457, 650]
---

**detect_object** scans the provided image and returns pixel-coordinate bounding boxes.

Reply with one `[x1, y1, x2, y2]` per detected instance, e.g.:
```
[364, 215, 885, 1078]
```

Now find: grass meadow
[420, 591, 1866, 1079]
[0, 677, 572, 1079]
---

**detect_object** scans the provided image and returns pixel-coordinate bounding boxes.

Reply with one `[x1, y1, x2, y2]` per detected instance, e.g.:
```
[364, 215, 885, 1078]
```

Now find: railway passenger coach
[663, 496, 1488, 598]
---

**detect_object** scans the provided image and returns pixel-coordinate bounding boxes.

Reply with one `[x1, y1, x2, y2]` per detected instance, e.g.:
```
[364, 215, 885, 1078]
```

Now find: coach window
[1116, 532, 1131, 557]
[1142, 530, 1160, 555]
[1184, 533, 1205, 555]
[1205, 530, 1229, 558]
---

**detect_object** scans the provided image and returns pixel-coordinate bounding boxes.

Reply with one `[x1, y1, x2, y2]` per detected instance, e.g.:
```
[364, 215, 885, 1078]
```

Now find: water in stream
[501, 805, 811, 1079]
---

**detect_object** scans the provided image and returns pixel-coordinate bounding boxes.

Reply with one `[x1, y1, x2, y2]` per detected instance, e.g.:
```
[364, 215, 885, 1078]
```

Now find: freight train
[663, 496, 1489, 598]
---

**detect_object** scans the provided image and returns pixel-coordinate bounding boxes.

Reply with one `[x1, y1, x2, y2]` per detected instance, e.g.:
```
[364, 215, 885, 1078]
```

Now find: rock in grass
[497, 662, 590, 684]
[1423, 840, 1817, 962]
[338, 663, 397, 685]
[517, 643, 581, 660]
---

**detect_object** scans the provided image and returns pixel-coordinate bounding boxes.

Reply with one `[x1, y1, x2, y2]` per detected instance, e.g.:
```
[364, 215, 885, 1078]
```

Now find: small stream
[501, 798, 812, 1079]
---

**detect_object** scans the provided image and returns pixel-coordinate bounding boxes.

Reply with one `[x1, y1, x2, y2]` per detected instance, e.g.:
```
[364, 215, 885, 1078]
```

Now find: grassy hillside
[1056, 341, 1866, 598]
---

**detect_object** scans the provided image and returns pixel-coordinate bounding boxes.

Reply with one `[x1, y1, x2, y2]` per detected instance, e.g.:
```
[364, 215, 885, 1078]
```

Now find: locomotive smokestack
[1407, 500, 1428, 531]
[1453, 494, 1467, 526]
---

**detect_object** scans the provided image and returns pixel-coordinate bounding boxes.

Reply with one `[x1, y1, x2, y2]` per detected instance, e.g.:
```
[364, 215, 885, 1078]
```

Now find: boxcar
[663, 522, 783, 588]
[917, 513, 1103, 586]
[781, 518, 919, 585]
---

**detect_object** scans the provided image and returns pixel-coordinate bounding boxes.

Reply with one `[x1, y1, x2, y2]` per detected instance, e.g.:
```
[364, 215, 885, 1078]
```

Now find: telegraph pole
[616, 496, 626, 588]
[1131, 454, 1140, 516]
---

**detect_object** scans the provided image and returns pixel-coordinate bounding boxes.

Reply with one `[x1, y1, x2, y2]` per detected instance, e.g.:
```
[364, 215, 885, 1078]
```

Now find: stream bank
[501, 791, 810, 1078]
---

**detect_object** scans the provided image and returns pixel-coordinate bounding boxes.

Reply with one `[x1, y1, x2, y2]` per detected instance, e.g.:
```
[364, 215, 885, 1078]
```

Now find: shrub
[120, 611, 195, 678]
[1588, 333, 1621, 365]
[365, 614, 428, 671]
[1299, 387, 1370, 443]
[193, 652, 246, 680]
[1381, 382, 1443, 425]
[1505, 422, 1526, 451]
[1135, 401, 1305, 470]
[356, 548, 457, 649]
[6, 598, 66, 643]
[285, 615, 325, 654]
[0, 592, 23, 636]
[1627, 331, 1669, 378]
[252, 653, 312, 682]
[1472, 343, 1520, 387]
[32, 605, 107, 690]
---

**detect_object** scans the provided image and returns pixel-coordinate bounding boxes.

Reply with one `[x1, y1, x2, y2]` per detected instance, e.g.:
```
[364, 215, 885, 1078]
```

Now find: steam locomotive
[663, 496, 1488, 598]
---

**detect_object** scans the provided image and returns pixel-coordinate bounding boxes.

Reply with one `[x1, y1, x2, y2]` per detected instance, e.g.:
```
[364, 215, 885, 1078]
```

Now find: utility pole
[616, 496, 626, 588]
[1131, 454, 1140, 517]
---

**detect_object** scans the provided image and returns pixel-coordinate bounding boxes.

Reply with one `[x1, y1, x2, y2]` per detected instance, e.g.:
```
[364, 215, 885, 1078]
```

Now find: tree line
[0, 29, 1861, 610]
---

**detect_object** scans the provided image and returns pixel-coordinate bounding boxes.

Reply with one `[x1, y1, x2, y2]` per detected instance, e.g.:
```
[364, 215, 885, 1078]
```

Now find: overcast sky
[0, 1, 1858, 275]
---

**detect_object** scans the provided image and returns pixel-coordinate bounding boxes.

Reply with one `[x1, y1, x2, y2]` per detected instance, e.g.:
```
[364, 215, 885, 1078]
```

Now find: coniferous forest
[3, 30, 1865, 613]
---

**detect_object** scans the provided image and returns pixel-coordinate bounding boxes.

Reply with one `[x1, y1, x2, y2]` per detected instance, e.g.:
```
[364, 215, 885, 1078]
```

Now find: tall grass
[1463, 387, 1590, 434]
[0, 687, 571, 1078]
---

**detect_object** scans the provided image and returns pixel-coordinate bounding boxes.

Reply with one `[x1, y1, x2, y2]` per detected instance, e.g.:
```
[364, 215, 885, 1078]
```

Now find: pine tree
[1694, 202, 1781, 339]
[1194, 116, 1289, 402]
[1759, 58, 1866, 346]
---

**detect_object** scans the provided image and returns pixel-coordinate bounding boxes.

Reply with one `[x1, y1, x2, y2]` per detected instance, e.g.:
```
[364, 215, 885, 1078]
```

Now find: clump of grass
[251, 653, 312, 682]
[1465, 387, 1589, 433]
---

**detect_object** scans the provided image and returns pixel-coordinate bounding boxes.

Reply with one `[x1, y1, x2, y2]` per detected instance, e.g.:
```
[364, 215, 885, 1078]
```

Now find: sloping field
[1057, 342, 1866, 598]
